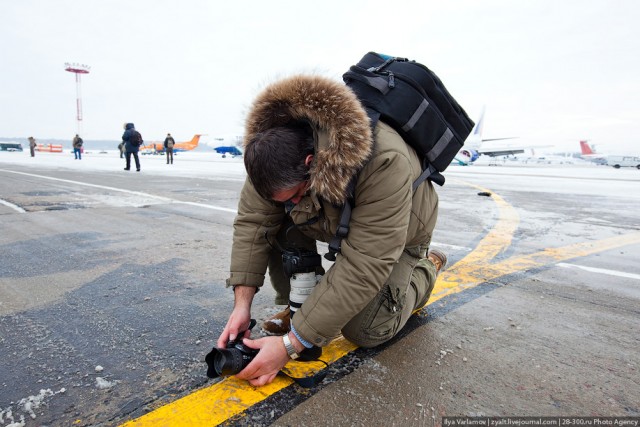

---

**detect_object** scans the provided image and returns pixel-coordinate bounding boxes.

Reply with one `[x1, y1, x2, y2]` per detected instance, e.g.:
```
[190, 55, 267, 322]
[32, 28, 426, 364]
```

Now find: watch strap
[282, 334, 300, 360]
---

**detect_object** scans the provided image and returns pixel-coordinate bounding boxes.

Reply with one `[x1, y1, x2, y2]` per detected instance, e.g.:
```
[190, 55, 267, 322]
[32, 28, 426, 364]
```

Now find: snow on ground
[2, 149, 639, 201]
[0, 388, 66, 427]
[0, 150, 247, 181]
[3, 150, 638, 182]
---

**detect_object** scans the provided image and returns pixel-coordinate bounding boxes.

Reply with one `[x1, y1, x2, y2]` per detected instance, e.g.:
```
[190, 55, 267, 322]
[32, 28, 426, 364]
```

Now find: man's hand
[234, 335, 291, 387]
[216, 286, 256, 348]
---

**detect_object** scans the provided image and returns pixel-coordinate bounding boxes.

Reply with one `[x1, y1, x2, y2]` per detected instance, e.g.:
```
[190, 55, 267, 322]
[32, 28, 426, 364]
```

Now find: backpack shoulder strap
[324, 108, 378, 262]
[365, 107, 380, 129]
[324, 106, 442, 260]
[325, 186, 355, 261]
[414, 161, 444, 189]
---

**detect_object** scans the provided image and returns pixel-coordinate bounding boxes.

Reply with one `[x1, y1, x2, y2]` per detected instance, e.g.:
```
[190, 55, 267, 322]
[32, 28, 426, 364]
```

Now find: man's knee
[341, 248, 437, 348]
[341, 289, 401, 348]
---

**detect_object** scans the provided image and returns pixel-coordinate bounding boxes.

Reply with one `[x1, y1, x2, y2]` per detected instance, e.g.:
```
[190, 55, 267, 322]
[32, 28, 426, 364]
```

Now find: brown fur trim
[244, 75, 372, 205]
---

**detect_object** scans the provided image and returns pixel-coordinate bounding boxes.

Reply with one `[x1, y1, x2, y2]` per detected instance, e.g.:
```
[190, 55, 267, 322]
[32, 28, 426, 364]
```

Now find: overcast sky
[1, 0, 639, 153]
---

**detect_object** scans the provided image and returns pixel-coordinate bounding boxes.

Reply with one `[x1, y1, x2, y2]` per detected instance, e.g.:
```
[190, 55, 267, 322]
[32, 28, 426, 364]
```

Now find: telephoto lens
[289, 271, 322, 317]
[282, 249, 322, 317]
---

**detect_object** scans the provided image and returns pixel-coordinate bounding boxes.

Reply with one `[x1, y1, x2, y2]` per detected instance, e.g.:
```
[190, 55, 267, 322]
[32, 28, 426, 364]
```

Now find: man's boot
[427, 249, 448, 275]
[262, 306, 291, 335]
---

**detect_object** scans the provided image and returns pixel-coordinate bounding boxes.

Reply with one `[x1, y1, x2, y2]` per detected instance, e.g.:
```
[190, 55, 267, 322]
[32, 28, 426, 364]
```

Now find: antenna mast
[64, 62, 91, 136]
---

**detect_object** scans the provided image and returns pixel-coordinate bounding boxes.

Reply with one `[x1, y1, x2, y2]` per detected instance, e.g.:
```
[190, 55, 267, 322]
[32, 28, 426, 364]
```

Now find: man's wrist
[287, 331, 306, 353]
[282, 333, 300, 360]
[232, 285, 256, 309]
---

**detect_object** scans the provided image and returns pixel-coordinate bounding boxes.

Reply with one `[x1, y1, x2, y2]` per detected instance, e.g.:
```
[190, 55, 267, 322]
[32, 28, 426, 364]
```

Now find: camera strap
[278, 345, 329, 388]
[279, 358, 329, 388]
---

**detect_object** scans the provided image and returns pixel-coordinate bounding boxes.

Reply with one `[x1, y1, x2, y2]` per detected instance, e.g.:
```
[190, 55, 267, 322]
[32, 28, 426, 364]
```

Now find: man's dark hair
[244, 122, 314, 200]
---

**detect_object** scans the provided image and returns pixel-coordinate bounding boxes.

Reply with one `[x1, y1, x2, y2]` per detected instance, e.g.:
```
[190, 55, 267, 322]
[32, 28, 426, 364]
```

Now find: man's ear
[304, 154, 314, 167]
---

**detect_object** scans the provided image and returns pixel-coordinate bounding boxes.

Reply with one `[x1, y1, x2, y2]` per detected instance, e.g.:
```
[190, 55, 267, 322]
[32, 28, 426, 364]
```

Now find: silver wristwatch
[282, 334, 300, 360]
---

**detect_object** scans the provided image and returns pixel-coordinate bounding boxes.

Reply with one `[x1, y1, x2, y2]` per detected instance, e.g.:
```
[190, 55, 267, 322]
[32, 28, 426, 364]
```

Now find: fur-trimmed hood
[244, 75, 373, 205]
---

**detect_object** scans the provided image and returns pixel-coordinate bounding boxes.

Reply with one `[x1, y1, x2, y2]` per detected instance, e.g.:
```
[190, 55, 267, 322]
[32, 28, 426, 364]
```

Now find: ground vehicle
[606, 155, 640, 169]
[0, 142, 23, 152]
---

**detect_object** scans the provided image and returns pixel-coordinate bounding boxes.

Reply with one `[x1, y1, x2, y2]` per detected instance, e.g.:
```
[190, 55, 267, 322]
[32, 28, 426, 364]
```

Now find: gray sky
[1, 0, 639, 153]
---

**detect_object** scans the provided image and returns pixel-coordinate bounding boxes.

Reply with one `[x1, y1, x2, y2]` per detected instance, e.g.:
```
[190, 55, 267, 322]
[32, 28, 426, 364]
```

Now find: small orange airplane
[141, 134, 202, 155]
[36, 144, 63, 153]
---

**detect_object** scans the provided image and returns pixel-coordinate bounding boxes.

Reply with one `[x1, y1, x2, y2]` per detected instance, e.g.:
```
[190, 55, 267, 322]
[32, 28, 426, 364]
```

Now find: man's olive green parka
[227, 75, 438, 347]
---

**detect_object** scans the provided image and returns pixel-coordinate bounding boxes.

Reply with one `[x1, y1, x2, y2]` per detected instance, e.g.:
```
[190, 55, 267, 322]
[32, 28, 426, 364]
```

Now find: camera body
[206, 249, 326, 380]
[282, 248, 322, 278]
[205, 335, 259, 378]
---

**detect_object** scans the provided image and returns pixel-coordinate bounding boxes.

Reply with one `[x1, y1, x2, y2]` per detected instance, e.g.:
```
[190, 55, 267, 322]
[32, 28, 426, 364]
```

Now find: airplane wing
[482, 137, 518, 142]
[479, 148, 525, 157]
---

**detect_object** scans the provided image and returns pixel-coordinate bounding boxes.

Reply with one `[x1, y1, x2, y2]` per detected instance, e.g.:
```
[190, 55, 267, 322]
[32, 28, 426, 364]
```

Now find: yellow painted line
[430, 180, 640, 302]
[490, 231, 640, 277]
[122, 180, 640, 426]
[122, 337, 357, 427]
[431, 231, 640, 302]
[430, 180, 520, 302]
[449, 180, 520, 263]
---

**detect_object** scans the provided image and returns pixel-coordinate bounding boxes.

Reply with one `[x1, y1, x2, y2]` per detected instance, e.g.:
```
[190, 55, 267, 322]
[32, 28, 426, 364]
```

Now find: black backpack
[76, 137, 83, 146]
[131, 130, 143, 146]
[343, 52, 474, 187]
[326, 52, 475, 260]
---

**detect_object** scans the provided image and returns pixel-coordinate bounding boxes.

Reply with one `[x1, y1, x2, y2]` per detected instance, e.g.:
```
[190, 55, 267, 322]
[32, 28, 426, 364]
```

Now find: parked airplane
[140, 134, 202, 155]
[579, 140, 639, 168]
[214, 146, 243, 158]
[579, 140, 607, 164]
[451, 108, 520, 165]
[36, 143, 63, 153]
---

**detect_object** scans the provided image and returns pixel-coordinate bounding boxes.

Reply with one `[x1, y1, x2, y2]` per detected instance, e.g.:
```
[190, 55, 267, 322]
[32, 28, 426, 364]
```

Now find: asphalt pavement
[0, 152, 638, 426]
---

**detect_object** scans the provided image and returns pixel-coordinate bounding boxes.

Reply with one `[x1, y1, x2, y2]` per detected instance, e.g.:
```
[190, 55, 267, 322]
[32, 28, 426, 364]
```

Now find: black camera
[205, 319, 258, 378]
[282, 248, 322, 278]
[205, 337, 258, 378]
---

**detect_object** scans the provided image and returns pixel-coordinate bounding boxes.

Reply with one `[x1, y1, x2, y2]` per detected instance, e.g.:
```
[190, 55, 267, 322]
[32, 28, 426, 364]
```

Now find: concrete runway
[1, 152, 639, 426]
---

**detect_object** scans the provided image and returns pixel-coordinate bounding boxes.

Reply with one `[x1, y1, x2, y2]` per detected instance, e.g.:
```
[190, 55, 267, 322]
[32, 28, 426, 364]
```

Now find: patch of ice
[95, 377, 119, 389]
[0, 387, 65, 425]
[1, 408, 24, 427]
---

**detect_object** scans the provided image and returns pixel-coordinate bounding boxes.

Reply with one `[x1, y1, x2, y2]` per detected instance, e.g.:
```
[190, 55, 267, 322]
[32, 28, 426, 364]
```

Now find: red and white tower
[64, 62, 91, 136]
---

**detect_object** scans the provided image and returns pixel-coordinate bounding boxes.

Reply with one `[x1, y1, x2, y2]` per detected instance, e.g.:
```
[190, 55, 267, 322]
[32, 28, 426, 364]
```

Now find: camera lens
[206, 320, 259, 378]
[205, 345, 257, 378]
[215, 348, 246, 376]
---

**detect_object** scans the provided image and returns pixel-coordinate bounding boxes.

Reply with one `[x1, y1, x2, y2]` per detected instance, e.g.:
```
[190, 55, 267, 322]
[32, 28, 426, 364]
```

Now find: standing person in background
[122, 123, 143, 172]
[164, 133, 175, 164]
[72, 134, 84, 160]
[28, 136, 36, 157]
[118, 142, 125, 158]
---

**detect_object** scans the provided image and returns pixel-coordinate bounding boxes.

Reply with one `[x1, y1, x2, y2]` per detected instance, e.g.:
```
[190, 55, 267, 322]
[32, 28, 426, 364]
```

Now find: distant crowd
[24, 123, 178, 172]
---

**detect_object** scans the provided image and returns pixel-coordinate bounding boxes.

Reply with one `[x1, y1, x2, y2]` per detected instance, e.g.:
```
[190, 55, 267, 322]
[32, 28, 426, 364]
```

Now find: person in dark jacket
[72, 134, 83, 160]
[28, 136, 37, 157]
[164, 133, 176, 164]
[122, 123, 142, 171]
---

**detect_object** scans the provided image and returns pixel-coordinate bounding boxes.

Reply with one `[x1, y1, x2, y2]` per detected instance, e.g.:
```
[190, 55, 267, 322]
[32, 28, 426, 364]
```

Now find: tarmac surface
[0, 151, 639, 426]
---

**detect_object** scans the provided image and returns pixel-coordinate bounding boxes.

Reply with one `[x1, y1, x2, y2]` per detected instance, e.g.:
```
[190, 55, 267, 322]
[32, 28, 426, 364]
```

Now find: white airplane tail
[465, 107, 486, 150]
